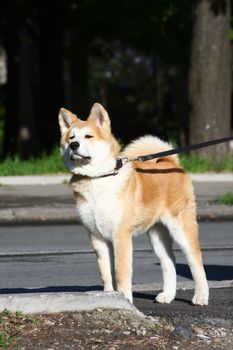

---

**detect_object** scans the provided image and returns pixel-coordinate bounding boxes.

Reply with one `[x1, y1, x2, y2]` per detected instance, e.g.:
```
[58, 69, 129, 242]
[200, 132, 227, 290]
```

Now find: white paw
[123, 291, 133, 303]
[156, 292, 175, 304]
[192, 291, 209, 306]
[117, 288, 133, 303]
[103, 284, 114, 292]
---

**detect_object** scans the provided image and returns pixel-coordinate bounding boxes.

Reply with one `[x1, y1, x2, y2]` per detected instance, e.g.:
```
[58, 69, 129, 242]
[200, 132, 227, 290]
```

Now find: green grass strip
[180, 154, 233, 173]
[215, 192, 233, 206]
[0, 147, 67, 175]
[0, 330, 12, 348]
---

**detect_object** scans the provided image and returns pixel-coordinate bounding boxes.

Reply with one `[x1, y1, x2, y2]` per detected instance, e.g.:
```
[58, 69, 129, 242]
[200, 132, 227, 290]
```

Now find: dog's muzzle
[69, 141, 91, 161]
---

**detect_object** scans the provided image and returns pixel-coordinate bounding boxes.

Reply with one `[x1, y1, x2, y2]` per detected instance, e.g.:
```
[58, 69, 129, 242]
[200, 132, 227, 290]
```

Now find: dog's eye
[85, 135, 93, 139]
[69, 135, 75, 140]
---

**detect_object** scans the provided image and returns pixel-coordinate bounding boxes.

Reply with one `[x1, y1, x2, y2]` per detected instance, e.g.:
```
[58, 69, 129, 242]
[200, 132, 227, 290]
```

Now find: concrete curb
[0, 173, 232, 185]
[0, 291, 142, 316]
[0, 175, 71, 186]
[1, 204, 233, 224]
[190, 173, 233, 182]
[0, 206, 77, 224]
[1, 281, 232, 315]
[196, 204, 233, 221]
[0, 173, 232, 223]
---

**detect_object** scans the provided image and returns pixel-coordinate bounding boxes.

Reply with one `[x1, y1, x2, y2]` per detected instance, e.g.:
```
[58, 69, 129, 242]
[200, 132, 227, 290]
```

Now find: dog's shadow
[0, 285, 102, 295]
[0, 264, 231, 300]
[175, 263, 233, 281]
[132, 291, 191, 305]
[134, 263, 233, 303]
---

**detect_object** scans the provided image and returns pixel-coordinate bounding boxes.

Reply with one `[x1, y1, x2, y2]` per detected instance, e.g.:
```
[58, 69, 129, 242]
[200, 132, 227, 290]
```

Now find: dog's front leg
[90, 234, 114, 292]
[114, 229, 133, 303]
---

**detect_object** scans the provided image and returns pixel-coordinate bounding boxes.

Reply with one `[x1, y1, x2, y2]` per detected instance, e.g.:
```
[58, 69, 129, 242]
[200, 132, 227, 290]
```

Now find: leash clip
[113, 157, 130, 174]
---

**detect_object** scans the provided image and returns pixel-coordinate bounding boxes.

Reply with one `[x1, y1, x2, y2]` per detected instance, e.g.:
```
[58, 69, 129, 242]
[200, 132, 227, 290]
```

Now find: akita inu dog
[58, 103, 209, 305]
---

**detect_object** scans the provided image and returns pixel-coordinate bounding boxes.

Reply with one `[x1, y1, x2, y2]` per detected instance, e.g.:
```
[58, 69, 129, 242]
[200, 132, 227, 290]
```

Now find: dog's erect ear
[88, 103, 111, 130]
[58, 108, 78, 134]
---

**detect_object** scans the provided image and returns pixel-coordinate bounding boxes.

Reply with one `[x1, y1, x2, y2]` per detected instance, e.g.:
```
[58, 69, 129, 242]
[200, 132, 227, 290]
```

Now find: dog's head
[58, 103, 120, 175]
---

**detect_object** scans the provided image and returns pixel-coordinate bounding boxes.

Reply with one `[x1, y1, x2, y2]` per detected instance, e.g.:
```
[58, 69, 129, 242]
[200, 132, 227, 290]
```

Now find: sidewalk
[0, 173, 233, 223]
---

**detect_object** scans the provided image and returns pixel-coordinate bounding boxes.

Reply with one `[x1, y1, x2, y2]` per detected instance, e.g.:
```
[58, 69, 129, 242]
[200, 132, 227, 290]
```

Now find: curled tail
[121, 135, 180, 166]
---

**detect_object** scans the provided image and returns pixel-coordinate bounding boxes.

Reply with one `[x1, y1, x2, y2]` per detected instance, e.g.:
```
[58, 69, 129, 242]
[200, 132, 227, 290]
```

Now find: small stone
[141, 328, 147, 336]
[136, 327, 147, 336]
[213, 337, 222, 343]
[44, 320, 55, 326]
[164, 324, 175, 332]
[122, 331, 131, 336]
[121, 310, 131, 315]
[193, 327, 204, 335]
[147, 315, 160, 323]
[196, 334, 211, 340]
[172, 324, 193, 339]
[218, 329, 227, 337]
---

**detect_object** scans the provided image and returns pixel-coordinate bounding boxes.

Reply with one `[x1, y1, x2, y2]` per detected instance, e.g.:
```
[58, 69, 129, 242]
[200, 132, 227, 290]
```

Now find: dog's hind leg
[90, 234, 114, 292]
[162, 212, 209, 306]
[148, 223, 177, 304]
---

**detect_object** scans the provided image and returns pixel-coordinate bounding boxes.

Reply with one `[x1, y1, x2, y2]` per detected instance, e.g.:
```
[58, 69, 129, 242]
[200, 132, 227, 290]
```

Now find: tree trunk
[189, 0, 232, 157]
[17, 30, 38, 158]
[36, 6, 64, 153]
[2, 33, 20, 157]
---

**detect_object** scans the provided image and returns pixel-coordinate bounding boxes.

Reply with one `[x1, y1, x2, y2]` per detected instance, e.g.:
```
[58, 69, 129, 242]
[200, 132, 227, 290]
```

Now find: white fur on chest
[73, 167, 131, 241]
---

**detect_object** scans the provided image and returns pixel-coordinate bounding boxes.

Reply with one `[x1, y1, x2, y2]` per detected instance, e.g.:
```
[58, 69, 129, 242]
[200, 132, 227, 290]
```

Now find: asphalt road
[0, 222, 232, 291]
[0, 222, 232, 326]
[134, 287, 233, 326]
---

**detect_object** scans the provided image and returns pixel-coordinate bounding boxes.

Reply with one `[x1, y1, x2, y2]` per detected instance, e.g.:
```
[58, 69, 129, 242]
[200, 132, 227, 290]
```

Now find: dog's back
[121, 135, 195, 221]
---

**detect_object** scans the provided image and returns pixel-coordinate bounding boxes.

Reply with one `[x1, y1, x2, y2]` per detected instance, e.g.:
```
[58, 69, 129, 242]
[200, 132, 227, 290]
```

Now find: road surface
[0, 222, 232, 291]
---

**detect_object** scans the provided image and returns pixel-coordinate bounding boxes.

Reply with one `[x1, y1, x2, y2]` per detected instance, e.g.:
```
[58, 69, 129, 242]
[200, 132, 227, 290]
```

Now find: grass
[0, 310, 22, 349]
[0, 146, 67, 176]
[0, 330, 12, 348]
[215, 192, 233, 206]
[0, 309, 41, 349]
[180, 154, 233, 173]
[0, 147, 232, 176]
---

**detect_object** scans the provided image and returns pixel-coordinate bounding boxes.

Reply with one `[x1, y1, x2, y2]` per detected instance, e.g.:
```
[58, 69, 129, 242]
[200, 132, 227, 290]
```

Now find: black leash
[115, 135, 233, 170]
[135, 135, 233, 162]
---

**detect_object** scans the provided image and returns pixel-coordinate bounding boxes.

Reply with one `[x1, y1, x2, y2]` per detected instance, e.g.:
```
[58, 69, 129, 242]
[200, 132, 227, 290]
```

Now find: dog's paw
[123, 291, 133, 304]
[155, 292, 175, 304]
[103, 285, 114, 292]
[192, 291, 209, 306]
[116, 287, 133, 303]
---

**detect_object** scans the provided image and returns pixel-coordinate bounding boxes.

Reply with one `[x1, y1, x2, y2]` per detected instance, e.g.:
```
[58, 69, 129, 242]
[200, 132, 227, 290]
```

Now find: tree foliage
[0, 1, 232, 158]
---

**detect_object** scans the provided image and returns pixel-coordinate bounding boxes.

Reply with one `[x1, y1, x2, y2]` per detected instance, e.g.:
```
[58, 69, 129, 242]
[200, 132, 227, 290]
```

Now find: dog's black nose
[69, 141, 80, 151]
